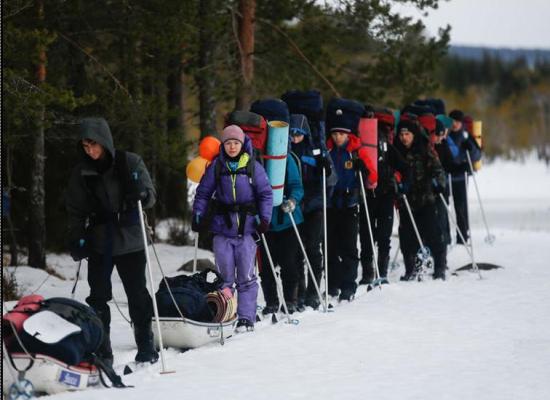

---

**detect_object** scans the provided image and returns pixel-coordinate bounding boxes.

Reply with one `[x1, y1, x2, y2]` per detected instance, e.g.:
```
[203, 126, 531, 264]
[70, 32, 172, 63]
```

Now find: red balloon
[199, 136, 221, 161]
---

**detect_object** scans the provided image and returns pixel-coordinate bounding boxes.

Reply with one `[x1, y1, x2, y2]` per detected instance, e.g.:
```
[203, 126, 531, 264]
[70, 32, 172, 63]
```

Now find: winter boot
[400, 254, 416, 281]
[433, 249, 447, 280]
[262, 303, 279, 315]
[359, 258, 374, 285]
[283, 283, 299, 315]
[236, 318, 254, 333]
[378, 254, 390, 282]
[134, 321, 159, 363]
[305, 294, 321, 310]
[94, 307, 113, 367]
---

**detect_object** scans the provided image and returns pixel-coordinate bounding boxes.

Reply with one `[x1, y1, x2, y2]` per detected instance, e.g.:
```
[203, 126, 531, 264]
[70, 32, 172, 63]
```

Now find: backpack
[414, 98, 446, 116]
[6, 297, 104, 366]
[250, 98, 290, 123]
[225, 110, 268, 154]
[155, 269, 223, 321]
[281, 90, 325, 148]
[326, 97, 364, 134]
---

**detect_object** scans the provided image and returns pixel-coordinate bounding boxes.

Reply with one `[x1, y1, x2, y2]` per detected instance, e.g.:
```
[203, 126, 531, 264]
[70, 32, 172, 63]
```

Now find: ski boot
[338, 290, 355, 303]
[235, 318, 254, 333]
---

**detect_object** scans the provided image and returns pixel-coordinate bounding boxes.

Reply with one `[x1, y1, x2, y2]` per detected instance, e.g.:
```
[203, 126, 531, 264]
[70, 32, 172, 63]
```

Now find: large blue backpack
[281, 90, 325, 148]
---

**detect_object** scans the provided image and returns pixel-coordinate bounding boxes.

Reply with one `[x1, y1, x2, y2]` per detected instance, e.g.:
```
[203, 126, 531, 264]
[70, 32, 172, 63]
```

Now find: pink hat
[221, 125, 245, 144]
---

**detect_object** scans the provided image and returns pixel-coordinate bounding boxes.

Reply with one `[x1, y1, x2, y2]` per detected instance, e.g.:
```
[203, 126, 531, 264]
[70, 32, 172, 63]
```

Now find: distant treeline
[435, 52, 550, 160]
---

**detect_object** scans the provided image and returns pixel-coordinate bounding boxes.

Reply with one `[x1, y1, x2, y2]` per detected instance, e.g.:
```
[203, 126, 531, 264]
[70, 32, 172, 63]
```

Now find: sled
[2, 352, 100, 396]
[152, 317, 238, 349]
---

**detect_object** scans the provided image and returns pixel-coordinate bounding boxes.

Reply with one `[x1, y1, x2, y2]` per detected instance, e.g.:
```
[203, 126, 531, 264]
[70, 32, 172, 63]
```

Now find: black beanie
[449, 109, 464, 122]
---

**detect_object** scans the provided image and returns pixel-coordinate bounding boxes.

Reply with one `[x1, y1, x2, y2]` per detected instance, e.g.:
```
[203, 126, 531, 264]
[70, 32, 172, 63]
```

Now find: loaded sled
[153, 269, 238, 349]
[2, 352, 100, 396]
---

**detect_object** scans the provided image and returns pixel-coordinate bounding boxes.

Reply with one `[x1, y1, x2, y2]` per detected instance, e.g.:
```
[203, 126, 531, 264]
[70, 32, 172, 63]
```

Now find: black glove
[432, 179, 444, 194]
[353, 158, 368, 175]
[70, 238, 89, 262]
[125, 177, 148, 205]
[257, 219, 270, 234]
[315, 155, 332, 177]
[191, 213, 207, 233]
[280, 198, 296, 214]
[395, 181, 410, 195]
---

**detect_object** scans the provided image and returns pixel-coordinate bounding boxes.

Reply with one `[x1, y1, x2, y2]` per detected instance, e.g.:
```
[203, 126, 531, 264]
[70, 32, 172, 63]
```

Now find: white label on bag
[23, 310, 82, 344]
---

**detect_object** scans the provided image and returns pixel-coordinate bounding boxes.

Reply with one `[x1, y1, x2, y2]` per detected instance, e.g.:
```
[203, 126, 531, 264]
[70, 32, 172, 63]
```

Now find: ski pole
[464, 173, 482, 278]
[260, 233, 295, 324]
[358, 171, 382, 288]
[137, 200, 172, 374]
[70, 260, 82, 299]
[447, 173, 456, 249]
[401, 194, 431, 279]
[322, 168, 329, 311]
[389, 206, 401, 271]
[439, 193, 482, 279]
[288, 212, 327, 312]
[466, 151, 495, 244]
[192, 233, 199, 274]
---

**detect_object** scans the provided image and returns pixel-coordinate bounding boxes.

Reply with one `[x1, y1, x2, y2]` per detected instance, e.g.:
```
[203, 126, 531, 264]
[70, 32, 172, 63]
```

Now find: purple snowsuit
[193, 136, 273, 322]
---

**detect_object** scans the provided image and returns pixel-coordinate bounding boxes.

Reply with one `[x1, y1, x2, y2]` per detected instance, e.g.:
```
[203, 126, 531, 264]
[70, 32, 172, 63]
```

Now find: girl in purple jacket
[192, 125, 273, 331]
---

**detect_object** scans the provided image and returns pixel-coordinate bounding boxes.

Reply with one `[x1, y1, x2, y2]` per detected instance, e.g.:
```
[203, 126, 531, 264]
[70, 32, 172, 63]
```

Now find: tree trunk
[196, 0, 217, 139]
[5, 149, 19, 266]
[235, 0, 256, 111]
[28, 0, 47, 269]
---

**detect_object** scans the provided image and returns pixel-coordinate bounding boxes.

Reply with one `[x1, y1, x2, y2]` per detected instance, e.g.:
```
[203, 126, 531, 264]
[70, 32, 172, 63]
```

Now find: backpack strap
[91, 354, 132, 389]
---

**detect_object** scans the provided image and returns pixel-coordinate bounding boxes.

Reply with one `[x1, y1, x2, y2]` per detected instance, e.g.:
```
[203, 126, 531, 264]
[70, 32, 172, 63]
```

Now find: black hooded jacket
[65, 117, 156, 256]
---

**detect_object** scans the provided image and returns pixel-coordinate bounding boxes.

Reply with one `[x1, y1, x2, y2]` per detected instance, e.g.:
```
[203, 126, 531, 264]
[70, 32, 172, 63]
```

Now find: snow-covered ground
[4, 155, 550, 400]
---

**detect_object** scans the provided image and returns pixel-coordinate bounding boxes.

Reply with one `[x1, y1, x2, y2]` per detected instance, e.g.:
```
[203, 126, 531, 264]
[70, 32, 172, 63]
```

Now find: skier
[65, 117, 158, 366]
[192, 125, 273, 332]
[394, 119, 448, 280]
[289, 114, 336, 310]
[326, 112, 377, 301]
[358, 109, 408, 285]
[447, 109, 482, 244]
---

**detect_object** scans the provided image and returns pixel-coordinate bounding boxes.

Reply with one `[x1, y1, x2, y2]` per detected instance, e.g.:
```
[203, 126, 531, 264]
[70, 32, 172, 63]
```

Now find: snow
[3, 156, 550, 400]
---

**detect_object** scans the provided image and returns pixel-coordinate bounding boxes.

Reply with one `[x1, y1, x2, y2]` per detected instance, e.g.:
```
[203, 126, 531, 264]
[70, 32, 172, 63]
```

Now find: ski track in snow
[4, 156, 550, 400]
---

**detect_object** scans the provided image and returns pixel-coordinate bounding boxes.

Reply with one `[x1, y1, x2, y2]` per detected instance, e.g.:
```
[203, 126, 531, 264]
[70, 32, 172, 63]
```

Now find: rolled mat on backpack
[473, 121, 483, 171]
[265, 121, 289, 206]
[358, 118, 378, 190]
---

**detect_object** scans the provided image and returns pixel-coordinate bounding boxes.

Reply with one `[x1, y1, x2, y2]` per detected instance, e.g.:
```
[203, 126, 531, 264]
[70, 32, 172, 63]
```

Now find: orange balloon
[199, 136, 221, 161]
[186, 156, 209, 183]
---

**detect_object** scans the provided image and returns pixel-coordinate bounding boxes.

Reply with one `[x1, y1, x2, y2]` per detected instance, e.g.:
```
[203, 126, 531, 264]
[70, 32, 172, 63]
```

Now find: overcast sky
[392, 0, 550, 49]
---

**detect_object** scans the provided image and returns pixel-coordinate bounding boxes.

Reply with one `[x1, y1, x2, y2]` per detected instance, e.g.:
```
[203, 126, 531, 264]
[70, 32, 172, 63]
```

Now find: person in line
[192, 125, 273, 332]
[326, 118, 377, 301]
[358, 109, 408, 285]
[66, 117, 158, 365]
[447, 109, 482, 244]
[394, 120, 448, 280]
[289, 114, 336, 310]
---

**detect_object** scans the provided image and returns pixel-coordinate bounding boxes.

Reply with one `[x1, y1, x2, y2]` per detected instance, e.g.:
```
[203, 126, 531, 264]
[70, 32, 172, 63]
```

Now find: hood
[218, 134, 254, 162]
[77, 117, 115, 160]
[326, 133, 362, 152]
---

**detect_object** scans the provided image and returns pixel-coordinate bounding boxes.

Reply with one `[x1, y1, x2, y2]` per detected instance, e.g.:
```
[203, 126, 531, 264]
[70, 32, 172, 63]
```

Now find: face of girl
[223, 139, 242, 158]
[82, 139, 105, 160]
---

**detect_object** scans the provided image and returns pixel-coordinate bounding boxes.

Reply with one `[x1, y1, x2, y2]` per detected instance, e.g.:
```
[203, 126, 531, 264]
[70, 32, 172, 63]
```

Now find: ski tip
[271, 313, 278, 324]
[123, 365, 133, 375]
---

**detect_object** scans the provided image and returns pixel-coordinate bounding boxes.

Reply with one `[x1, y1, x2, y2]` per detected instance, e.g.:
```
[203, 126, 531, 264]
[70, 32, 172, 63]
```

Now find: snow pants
[213, 234, 258, 322]
[451, 177, 469, 244]
[297, 209, 324, 304]
[359, 191, 395, 280]
[327, 206, 359, 297]
[86, 250, 154, 343]
[398, 202, 447, 275]
[258, 228, 301, 308]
